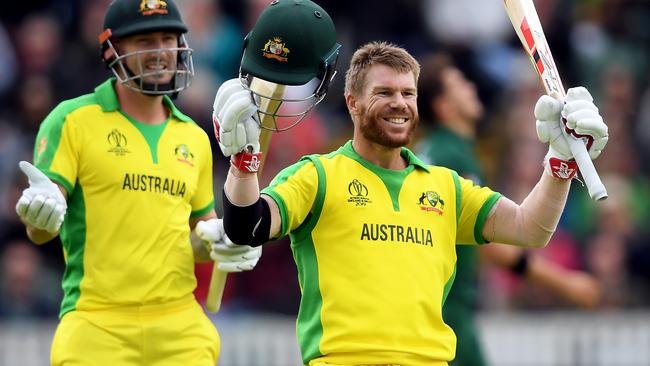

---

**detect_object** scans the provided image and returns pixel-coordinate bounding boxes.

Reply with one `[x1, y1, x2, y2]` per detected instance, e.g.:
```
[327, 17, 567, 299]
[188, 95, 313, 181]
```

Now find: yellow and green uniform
[33, 79, 218, 364]
[262, 141, 501, 365]
[418, 126, 487, 366]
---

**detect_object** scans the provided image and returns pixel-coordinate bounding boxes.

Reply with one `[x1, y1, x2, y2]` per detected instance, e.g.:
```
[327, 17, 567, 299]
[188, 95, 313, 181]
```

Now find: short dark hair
[417, 53, 453, 123]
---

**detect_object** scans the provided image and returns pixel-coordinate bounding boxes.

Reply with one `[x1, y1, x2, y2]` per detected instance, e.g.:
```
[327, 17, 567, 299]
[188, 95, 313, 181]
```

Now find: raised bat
[504, 0, 607, 200]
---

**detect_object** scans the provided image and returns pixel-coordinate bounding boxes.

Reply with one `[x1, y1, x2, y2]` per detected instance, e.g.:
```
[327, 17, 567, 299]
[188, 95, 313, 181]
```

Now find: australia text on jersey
[122, 173, 187, 197]
[360, 223, 434, 246]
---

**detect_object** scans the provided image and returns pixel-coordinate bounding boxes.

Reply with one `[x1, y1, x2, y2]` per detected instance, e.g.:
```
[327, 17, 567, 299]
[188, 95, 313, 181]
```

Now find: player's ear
[345, 93, 359, 116]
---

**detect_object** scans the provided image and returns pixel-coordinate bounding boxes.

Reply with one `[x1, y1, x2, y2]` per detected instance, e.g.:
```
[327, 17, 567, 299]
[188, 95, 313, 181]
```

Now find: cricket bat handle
[563, 129, 608, 201]
[205, 266, 227, 313]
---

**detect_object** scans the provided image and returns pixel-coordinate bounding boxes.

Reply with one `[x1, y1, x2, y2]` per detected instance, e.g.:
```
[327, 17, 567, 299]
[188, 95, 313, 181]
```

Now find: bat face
[504, 0, 564, 97]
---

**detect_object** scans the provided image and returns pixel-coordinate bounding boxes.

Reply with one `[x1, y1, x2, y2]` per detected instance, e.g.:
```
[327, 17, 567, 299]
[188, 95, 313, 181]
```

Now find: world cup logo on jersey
[347, 179, 371, 206]
[107, 129, 130, 156]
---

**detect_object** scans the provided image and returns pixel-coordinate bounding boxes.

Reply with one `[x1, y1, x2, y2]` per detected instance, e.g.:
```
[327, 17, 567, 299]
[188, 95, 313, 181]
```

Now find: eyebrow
[371, 86, 417, 93]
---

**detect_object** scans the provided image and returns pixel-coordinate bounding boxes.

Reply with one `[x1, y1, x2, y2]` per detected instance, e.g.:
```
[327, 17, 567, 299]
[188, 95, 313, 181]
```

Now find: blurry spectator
[15, 14, 62, 76]
[0, 22, 17, 99]
[0, 238, 60, 320]
[178, 0, 244, 83]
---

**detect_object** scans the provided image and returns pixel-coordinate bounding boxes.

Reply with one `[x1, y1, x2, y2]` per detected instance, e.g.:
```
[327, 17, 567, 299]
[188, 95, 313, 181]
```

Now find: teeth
[386, 117, 407, 124]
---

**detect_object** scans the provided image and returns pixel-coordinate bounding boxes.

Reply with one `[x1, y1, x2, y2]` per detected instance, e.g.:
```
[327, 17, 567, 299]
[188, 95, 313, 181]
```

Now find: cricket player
[14, 0, 261, 365]
[416, 53, 601, 366]
[213, 12, 607, 366]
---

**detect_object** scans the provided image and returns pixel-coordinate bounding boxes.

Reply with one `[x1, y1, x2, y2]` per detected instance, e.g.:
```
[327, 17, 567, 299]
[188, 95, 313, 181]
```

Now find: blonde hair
[344, 41, 420, 97]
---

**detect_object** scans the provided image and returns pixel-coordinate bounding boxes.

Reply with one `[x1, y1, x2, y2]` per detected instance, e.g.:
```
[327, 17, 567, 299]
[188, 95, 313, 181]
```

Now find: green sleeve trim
[451, 170, 462, 227]
[45, 171, 75, 197]
[291, 155, 326, 242]
[261, 157, 319, 238]
[191, 200, 215, 218]
[474, 192, 502, 244]
[263, 190, 290, 237]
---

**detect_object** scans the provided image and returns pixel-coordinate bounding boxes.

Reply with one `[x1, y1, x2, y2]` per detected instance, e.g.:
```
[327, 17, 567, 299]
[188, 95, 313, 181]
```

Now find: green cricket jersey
[33, 79, 215, 318]
[262, 141, 501, 365]
[418, 126, 488, 366]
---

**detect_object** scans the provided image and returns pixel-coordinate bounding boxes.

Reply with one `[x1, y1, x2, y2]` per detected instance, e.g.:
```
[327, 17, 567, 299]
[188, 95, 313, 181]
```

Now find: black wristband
[222, 190, 271, 247]
[510, 251, 530, 276]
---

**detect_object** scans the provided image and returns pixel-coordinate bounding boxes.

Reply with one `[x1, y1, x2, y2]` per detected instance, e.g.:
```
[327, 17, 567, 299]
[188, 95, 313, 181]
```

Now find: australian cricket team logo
[174, 144, 195, 167]
[140, 0, 168, 16]
[107, 129, 130, 156]
[262, 37, 290, 62]
[347, 179, 371, 206]
[418, 191, 445, 215]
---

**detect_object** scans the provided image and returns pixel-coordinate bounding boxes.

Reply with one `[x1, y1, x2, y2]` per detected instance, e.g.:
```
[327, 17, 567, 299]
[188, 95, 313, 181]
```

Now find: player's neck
[352, 138, 407, 170]
[115, 82, 169, 125]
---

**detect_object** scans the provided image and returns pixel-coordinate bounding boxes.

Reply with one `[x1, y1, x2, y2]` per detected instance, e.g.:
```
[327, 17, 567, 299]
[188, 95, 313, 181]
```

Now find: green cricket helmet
[240, 0, 341, 131]
[99, 0, 194, 95]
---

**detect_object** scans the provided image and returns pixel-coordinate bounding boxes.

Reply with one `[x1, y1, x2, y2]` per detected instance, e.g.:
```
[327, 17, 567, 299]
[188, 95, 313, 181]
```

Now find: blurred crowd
[0, 0, 649, 320]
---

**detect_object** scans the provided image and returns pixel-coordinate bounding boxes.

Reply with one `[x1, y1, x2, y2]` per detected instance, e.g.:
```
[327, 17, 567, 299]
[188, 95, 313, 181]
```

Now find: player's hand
[15, 161, 67, 233]
[195, 218, 262, 272]
[212, 79, 263, 172]
[535, 87, 608, 179]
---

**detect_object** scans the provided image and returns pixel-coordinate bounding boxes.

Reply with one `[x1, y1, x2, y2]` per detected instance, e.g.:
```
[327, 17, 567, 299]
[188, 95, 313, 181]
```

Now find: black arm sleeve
[222, 189, 271, 247]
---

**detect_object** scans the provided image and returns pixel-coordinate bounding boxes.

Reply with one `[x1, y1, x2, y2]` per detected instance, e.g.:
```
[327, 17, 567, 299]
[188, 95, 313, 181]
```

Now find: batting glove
[195, 218, 262, 272]
[212, 78, 263, 173]
[15, 161, 67, 233]
[535, 87, 608, 179]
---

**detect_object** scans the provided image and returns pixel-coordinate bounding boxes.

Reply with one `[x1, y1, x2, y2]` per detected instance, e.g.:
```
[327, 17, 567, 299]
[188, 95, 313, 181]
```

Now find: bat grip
[563, 130, 608, 201]
[205, 266, 228, 313]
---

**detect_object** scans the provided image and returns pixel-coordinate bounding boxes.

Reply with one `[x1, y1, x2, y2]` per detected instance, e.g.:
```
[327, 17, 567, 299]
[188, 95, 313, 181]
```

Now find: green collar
[340, 140, 430, 173]
[93, 78, 193, 122]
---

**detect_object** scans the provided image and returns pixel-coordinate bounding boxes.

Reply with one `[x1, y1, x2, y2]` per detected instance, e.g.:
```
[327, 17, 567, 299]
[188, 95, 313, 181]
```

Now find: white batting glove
[15, 161, 67, 233]
[535, 87, 608, 179]
[212, 78, 263, 173]
[195, 218, 262, 272]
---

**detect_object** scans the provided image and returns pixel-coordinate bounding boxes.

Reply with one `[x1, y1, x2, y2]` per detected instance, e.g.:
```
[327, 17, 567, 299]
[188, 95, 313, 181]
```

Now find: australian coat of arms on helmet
[262, 37, 290, 62]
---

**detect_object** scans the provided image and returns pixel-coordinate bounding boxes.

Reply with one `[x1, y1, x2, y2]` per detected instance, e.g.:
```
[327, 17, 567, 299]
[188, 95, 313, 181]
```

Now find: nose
[389, 93, 408, 110]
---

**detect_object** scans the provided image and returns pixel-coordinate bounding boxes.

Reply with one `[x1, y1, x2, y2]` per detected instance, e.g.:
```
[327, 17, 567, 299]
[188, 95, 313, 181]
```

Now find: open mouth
[383, 117, 409, 125]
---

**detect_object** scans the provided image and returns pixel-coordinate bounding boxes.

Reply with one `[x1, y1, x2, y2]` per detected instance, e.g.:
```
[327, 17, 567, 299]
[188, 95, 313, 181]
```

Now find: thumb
[19, 161, 52, 188]
[534, 95, 562, 121]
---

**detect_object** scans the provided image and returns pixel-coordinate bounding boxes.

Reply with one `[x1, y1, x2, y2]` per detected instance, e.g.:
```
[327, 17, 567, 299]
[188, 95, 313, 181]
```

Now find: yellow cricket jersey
[262, 141, 501, 365]
[33, 79, 215, 318]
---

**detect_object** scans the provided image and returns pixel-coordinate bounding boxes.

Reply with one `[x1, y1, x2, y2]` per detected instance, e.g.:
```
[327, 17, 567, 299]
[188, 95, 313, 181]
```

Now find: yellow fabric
[50, 296, 219, 365]
[263, 142, 499, 365]
[34, 80, 214, 314]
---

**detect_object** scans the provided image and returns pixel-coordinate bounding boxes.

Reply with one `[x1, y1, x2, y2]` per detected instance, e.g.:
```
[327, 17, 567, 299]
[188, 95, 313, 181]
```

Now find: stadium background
[0, 0, 649, 365]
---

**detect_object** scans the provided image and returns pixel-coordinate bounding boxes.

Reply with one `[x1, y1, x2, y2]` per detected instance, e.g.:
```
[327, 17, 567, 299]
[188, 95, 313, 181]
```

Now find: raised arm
[213, 79, 282, 246]
[482, 87, 608, 248]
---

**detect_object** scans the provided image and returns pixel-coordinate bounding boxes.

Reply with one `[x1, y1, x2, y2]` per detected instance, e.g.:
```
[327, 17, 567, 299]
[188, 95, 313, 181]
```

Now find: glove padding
[195, 218, 262, 272]
[535, 87, 608, 178]
[212, 78, 261, 157]
[15, 161, 67, 233]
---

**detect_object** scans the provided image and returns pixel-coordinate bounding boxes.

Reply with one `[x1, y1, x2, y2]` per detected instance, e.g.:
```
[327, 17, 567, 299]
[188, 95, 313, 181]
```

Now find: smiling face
[348, 63, 419, 148]
[116, 31, 179, 86]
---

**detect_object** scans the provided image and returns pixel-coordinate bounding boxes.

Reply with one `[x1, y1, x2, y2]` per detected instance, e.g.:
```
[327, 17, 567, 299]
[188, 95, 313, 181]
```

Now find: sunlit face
[441, 67, 483, 121]
[351, 64, 419, 148]
[116, 31, 179, 85]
